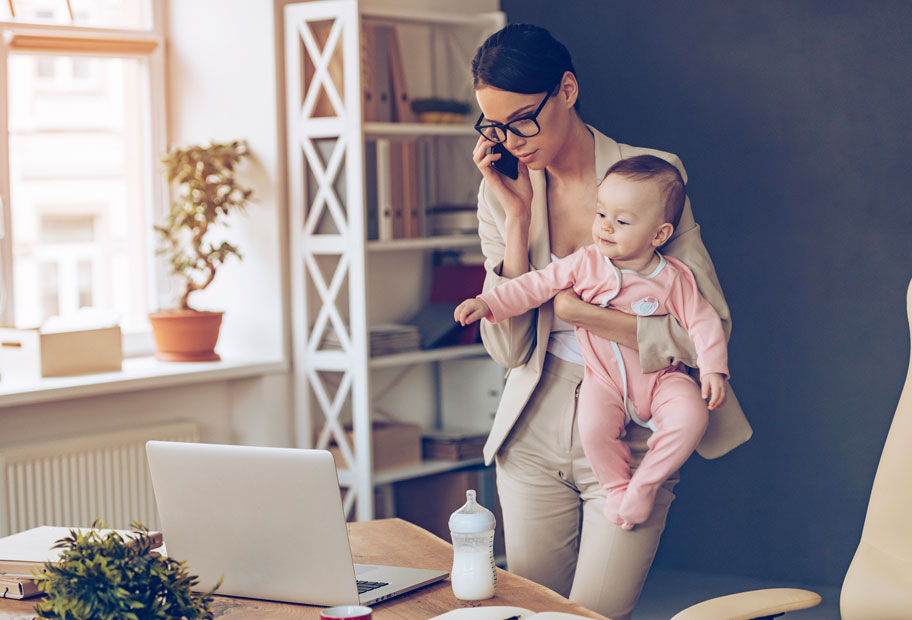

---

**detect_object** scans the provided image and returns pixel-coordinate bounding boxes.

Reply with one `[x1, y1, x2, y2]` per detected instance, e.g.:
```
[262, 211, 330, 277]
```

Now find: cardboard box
[422, 428, 488, 461]
[394, 468, 505, 557]
[327, 421, 422, 471]
[0, 326, 122, 380]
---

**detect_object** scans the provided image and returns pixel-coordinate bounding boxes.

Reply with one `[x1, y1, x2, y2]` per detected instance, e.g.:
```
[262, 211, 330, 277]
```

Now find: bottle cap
[448, 489, 496, 533]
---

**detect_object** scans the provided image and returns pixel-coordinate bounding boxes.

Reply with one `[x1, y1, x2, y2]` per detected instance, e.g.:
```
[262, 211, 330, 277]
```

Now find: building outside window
[0, 0, 165, 351]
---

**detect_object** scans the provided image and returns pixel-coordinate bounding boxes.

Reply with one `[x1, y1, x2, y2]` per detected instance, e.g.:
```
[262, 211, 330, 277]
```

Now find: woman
[470, 24, 752, 620]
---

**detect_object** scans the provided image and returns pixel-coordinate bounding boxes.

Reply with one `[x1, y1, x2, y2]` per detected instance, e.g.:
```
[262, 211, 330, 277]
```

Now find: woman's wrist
[500, 217, 531, 278]
[557, 300, 639, 349]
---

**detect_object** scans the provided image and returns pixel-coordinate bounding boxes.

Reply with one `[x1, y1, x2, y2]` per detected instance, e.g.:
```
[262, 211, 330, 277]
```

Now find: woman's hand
[473, 135, 533, 223]
[701, 373, 728, 410]
[553, 289, 640, 350]
[552, 289, 584, 323]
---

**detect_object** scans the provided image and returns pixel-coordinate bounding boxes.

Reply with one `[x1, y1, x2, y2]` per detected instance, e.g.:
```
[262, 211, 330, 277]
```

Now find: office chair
[673, 277, 912, 620]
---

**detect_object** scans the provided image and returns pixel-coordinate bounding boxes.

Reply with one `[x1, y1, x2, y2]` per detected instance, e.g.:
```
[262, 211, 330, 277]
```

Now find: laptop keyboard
[356, 580, 389, 595]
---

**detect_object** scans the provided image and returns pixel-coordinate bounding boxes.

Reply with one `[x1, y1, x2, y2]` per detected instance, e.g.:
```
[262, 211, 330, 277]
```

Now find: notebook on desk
[145, 441, 448, 606]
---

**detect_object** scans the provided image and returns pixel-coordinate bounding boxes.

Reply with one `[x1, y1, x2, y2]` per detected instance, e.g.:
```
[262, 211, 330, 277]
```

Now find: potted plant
[34, 524, 218, 620]
[149, 140, 253, 361]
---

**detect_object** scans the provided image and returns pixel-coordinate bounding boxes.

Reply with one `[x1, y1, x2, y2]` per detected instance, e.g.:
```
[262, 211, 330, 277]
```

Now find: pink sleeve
[480, 250, 583, 324]
[664, 260, 730, 379]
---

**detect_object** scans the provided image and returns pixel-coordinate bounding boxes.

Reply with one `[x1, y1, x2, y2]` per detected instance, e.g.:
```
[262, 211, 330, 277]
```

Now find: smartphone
[487, 143, 519, 180]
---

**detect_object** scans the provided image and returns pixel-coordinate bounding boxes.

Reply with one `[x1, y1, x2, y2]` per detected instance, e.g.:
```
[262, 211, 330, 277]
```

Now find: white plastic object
[448, 489, 497, 600]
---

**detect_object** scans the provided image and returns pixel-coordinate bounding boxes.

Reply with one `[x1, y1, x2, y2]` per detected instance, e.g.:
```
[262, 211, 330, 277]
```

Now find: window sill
[0, 356, 289, 408]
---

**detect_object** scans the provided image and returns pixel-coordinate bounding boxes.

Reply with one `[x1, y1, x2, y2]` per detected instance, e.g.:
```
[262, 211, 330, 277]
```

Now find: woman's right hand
[473, 135, 533, 223]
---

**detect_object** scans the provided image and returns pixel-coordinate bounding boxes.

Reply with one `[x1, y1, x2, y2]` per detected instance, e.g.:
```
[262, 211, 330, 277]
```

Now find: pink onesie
[480, 245, 729, 525]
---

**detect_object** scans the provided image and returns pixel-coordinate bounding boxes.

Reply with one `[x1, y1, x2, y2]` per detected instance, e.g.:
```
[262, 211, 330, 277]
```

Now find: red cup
[320, 606, 372, 620]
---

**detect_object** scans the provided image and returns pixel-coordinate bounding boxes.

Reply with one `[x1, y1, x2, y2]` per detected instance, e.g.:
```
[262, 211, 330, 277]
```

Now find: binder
[400, 141, 421, 238]
[364, 141, 379, 240]
[386, 27, 414, 123]
[372, 25, 393, 122]
[0, 574, 40, 600]
[376, 139, 394, 241]
[360, 23, 378, 121]
[389, 140, 406, 239]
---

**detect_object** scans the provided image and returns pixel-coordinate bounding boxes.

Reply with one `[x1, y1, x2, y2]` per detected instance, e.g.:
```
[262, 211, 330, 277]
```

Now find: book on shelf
[426, 203, 478, 236]
[0, 526, 164, 599]
[321, 323, 420, 356]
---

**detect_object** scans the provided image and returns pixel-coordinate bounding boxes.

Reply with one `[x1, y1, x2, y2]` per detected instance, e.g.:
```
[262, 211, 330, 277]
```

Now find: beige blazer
[477, 126, 753, 465]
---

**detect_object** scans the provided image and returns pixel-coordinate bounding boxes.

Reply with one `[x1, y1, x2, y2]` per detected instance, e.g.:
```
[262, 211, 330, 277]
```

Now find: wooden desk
[0, 519, 606, 620]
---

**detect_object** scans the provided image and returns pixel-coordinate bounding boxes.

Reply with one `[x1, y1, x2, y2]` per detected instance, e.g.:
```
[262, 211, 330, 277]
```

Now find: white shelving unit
[285, 0, 504, 520]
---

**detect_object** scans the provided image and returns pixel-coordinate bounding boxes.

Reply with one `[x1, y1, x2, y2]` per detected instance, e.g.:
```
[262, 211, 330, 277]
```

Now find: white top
[545, 253, 585, 366]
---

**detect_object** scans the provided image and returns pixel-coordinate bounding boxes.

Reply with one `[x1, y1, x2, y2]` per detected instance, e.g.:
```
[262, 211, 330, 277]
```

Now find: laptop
[145, 441, 449, 606]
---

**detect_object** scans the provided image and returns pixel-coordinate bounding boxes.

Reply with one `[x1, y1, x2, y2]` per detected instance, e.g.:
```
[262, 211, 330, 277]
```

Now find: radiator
[0, 421, 199, 536]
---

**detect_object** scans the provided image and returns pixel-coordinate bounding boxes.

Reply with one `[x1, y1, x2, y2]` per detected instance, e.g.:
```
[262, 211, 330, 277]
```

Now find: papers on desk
[431, 606, 595, 620]
[0, 574, 40, 600]
[0, 526, 164, 600]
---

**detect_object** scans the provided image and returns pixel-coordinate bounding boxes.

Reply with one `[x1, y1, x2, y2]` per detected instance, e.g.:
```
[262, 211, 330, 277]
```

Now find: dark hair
[472, 24, 579, 110]
[603, 155, 686, 231]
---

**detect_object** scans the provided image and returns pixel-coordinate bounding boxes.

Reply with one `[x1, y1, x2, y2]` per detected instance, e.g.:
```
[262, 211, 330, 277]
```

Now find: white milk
[451, 548, 496, 600]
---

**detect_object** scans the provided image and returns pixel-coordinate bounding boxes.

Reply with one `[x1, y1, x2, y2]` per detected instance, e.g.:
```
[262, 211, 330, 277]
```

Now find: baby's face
[591, 175, 667, 261]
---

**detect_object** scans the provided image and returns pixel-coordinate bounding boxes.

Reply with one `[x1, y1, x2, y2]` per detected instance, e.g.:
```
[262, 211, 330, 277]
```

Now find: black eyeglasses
[474, 89, 552, 143]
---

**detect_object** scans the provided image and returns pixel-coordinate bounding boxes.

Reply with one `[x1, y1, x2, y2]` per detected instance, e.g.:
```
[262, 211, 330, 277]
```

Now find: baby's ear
[653, 222, 674, 247]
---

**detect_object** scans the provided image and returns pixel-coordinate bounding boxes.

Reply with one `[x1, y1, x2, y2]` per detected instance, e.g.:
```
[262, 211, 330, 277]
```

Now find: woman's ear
[559, 71, 579, 109]
[653, 223, 674, 247]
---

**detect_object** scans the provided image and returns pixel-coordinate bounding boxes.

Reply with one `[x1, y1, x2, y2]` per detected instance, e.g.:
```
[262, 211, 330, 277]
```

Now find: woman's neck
[545, 114, 595, 187]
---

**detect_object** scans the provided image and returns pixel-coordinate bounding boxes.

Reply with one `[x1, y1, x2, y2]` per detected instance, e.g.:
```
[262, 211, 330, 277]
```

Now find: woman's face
[474, 81, 573, 171]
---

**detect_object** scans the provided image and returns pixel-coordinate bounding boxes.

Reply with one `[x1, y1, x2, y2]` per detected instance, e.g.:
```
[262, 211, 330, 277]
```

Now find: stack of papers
[321, 324, 421, 356]
[0, 526, 163, 600]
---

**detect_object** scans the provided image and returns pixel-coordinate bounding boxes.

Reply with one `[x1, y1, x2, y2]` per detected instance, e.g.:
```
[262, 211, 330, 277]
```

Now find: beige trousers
[495, 354, 679, 620]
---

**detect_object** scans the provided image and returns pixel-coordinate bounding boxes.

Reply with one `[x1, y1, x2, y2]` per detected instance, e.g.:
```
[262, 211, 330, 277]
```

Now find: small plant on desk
[33, 521, 219, 620]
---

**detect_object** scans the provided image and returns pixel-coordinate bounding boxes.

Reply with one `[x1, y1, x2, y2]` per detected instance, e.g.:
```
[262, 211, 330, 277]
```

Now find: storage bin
[327, 421, 422, 471]
[0, 326, 122, 381]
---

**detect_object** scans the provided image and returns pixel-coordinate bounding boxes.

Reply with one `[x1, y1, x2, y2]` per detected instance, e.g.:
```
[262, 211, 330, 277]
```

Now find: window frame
[0, 1, 166, 355]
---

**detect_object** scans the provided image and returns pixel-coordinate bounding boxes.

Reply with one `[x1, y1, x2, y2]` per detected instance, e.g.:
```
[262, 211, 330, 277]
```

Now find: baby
[455, 155, 728, 529]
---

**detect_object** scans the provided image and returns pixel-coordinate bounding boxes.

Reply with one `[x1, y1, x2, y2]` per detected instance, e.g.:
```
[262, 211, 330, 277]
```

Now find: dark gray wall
[500, 0, 912, 586]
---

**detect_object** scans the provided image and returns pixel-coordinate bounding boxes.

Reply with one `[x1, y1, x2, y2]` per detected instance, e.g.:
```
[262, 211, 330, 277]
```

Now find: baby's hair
[602, 155, 686, 230]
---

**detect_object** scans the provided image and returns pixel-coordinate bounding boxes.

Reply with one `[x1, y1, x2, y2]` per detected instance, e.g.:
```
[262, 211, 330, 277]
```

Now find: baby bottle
[448, 489, 497, 600]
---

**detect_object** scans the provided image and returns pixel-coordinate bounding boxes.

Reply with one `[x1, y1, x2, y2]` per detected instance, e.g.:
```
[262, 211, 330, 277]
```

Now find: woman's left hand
[552, 288, 582, 323]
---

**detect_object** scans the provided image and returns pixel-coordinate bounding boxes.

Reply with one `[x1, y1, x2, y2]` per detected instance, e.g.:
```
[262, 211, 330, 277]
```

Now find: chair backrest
[840, 278, 912, 618]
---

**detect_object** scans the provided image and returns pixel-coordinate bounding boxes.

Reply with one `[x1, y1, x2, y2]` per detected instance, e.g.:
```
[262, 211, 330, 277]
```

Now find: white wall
[166, 0, 288, 363]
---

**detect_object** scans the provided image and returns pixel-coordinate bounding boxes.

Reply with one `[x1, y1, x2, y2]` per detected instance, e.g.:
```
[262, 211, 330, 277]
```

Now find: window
[0, 0, 164, 353]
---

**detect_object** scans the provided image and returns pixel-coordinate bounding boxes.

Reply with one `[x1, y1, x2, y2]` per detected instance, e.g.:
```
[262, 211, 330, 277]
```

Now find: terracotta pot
[148, 310, 223, 362]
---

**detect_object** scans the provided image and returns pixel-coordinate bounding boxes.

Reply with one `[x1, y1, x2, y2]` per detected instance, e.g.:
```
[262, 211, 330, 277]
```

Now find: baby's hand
[701, 373, 728, 410]
[454, 298, 491, 326]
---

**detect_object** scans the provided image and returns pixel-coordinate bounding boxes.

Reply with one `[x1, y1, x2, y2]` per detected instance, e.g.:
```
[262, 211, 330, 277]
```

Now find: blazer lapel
[591, 124, 623, 181]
